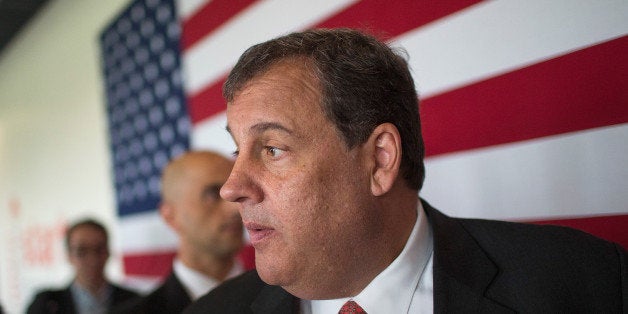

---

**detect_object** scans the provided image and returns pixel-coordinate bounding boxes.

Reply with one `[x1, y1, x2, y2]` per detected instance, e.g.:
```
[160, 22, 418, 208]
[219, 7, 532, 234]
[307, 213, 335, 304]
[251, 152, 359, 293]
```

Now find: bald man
[114, 151, 244, 313]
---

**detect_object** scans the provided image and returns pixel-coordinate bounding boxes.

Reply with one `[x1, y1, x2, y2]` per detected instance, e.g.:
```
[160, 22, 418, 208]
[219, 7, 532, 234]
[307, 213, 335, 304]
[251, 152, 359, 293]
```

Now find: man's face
[220, 61, 377, 299]
[168, 155, 243, 258]
[68, 226, 109, 285]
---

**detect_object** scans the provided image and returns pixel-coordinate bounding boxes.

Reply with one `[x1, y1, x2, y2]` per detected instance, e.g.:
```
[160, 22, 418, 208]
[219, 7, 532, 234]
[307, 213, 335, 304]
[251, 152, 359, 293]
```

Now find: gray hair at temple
[223, 28, 425, 190]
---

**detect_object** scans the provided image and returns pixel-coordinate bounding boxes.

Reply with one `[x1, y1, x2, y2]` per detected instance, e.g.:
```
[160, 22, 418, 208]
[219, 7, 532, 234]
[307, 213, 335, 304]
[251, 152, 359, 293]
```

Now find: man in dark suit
[27, 219, 138, 314]
[113, 151, 245, 313]
[184, 28, 627, 313]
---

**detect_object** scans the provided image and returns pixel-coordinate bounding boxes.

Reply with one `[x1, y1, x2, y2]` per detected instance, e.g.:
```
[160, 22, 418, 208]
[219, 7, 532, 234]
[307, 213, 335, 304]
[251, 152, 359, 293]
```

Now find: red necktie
[338, 300, 367, 314]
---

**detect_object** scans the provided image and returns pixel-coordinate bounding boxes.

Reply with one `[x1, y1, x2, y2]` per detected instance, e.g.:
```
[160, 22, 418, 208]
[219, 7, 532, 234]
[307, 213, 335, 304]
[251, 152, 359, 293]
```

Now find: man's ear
[367, 123, 402, 196]
[159, 202, 177, 230]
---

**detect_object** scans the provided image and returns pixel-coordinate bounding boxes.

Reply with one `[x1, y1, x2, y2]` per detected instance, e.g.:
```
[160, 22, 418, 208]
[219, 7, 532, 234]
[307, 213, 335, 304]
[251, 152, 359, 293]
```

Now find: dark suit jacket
[184, 200, 627, 313]
[111, 272, 191, 314]
[26, 282, 139, 314]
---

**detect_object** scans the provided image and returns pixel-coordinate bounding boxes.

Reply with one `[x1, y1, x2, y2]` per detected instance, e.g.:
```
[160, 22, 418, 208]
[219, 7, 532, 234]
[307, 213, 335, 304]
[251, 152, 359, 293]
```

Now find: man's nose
[220, 158, 263, 204]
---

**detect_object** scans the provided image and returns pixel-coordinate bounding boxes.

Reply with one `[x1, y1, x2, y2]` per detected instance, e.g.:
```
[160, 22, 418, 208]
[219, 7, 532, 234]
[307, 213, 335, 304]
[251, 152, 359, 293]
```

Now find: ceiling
[0, 0, 50, 56]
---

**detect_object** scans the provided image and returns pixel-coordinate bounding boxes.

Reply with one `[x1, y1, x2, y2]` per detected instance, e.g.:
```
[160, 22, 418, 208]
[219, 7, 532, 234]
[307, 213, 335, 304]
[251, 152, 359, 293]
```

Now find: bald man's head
[159, 151, 243, 263]
[161, 151, 234, 203]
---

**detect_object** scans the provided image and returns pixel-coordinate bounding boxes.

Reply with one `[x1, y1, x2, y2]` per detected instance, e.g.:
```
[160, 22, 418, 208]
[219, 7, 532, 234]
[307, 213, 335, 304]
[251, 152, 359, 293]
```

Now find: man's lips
[244, 222, 275, 245]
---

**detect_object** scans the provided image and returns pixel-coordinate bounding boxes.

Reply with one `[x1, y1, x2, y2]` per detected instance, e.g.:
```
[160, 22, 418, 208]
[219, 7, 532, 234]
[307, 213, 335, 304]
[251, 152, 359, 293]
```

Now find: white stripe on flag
[394, 0, 628, 97]
[422, 123, 628, 220]
[118, 210, 179, 253]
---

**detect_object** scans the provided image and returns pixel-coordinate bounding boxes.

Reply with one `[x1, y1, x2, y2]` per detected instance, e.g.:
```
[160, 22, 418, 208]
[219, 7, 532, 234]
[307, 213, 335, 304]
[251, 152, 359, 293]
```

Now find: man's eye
[203, 185, 222, 202]
[265, 146, 285, 158]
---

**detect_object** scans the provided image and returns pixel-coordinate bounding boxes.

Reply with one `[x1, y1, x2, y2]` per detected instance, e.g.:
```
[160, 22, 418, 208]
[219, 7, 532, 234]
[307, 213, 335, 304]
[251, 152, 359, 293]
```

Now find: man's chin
[255, 257, 287, 286]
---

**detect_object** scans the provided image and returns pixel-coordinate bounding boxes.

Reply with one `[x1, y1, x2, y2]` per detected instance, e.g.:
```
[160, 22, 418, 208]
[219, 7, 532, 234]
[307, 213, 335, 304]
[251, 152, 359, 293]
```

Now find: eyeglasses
[69, 245, 108, 258]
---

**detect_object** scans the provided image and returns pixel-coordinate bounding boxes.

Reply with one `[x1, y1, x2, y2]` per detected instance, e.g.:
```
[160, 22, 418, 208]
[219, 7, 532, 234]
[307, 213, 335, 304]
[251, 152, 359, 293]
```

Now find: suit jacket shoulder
[424, 200, 627, 313]
[26, 287, 75, 314]
[110, 284, 140, 305]
[183, 270, 297, 314]
[28, 283, 138, 314]
[111, 272, 191, 314]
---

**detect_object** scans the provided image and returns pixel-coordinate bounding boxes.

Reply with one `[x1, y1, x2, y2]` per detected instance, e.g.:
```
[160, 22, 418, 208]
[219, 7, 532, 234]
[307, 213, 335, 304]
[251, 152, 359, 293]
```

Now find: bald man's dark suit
[184, 200, 627, 313]
[111, 272, 191, 314]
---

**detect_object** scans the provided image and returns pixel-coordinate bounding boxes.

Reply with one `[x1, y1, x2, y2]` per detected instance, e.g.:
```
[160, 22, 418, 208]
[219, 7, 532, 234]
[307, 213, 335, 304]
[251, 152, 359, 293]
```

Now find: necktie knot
[338, 300, 367, 314]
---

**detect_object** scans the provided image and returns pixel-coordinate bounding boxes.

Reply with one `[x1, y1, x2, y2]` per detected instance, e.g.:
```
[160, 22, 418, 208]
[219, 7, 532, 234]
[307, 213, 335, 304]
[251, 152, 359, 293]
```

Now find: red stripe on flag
[123, 251, 175, 278]
[181, 0, 260, 51]
[123, 246, 256, 278]
[315, 0, 482, 40]
[422, 36, 628, 157]
[526, 214, 628, 250]
[188, 75, 227, 124]
[187, 0, 479, 124]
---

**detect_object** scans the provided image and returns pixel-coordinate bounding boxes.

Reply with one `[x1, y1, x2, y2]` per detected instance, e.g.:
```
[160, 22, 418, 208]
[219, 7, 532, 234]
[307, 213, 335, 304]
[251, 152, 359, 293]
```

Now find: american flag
[100, 0, 628, 286]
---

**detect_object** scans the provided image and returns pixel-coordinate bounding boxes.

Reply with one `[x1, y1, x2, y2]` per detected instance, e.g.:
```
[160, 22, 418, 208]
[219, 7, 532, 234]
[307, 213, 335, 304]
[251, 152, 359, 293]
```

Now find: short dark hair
[65, 218, 109, 249]
[224, 28, 425, 190]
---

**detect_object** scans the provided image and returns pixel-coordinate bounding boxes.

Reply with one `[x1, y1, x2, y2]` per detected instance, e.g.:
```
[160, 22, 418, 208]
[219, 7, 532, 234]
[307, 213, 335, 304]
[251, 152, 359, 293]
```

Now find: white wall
[0, 0, 133, 312]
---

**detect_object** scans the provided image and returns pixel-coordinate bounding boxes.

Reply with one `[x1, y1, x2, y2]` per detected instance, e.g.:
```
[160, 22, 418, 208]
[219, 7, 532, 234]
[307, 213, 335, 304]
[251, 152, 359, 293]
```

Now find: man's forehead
[226, 121, 293, 136]
[70, 230, 106, 244]
[232, 59, 320, 101]
[224, 61, 325, 142]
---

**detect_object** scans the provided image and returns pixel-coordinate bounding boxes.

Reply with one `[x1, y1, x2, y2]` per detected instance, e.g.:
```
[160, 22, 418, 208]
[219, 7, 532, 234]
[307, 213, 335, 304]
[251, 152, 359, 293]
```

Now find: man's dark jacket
[26, 283, 138, 314]
[184, 200, 627, 313]
[111, 272, 191, 314]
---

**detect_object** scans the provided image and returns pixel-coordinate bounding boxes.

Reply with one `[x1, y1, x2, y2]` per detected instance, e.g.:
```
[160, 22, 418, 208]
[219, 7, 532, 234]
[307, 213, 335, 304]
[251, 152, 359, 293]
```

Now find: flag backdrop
[100, 0, 628, 285]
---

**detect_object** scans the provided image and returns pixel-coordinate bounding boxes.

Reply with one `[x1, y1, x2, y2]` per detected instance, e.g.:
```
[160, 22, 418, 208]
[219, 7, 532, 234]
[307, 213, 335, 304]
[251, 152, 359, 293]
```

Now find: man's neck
[74, 277, 107, 296]
[179, 250, 236, 281]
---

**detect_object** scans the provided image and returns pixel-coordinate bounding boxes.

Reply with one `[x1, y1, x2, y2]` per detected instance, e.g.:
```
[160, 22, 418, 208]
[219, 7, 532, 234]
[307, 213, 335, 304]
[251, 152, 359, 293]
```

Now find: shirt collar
[173, 258, 244, 300]
[307, 202, 433, 314]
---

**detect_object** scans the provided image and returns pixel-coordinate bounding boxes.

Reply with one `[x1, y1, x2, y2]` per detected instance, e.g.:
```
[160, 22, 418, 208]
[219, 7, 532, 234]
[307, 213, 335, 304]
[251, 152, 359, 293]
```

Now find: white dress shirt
[70, 281, 112, 314]
[173, 258, 244, 301]
[302, 202, 434, 314]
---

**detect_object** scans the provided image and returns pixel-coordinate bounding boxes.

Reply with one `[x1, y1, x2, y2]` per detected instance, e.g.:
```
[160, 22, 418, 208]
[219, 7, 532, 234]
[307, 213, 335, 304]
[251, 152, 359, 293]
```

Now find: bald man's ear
[368, 123, 402, 196]
[159, 202, 177, 230]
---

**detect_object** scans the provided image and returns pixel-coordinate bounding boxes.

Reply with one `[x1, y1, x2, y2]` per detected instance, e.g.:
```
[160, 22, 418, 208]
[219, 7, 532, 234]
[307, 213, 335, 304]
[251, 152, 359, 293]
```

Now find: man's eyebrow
[226, 122, 293, 135]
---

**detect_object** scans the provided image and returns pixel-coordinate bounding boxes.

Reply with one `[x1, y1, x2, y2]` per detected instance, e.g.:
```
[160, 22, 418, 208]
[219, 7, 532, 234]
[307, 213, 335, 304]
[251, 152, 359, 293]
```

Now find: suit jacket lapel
[423, 200, 515, 313]
[163, 272, 193, 312]
[251, 284, 298, 314]
[62, 286, 78, 314]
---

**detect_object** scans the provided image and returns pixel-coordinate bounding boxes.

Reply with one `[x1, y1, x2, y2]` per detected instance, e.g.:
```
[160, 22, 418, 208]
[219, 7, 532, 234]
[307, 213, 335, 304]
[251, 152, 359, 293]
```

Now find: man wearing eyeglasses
[27, 219, 138, 314]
